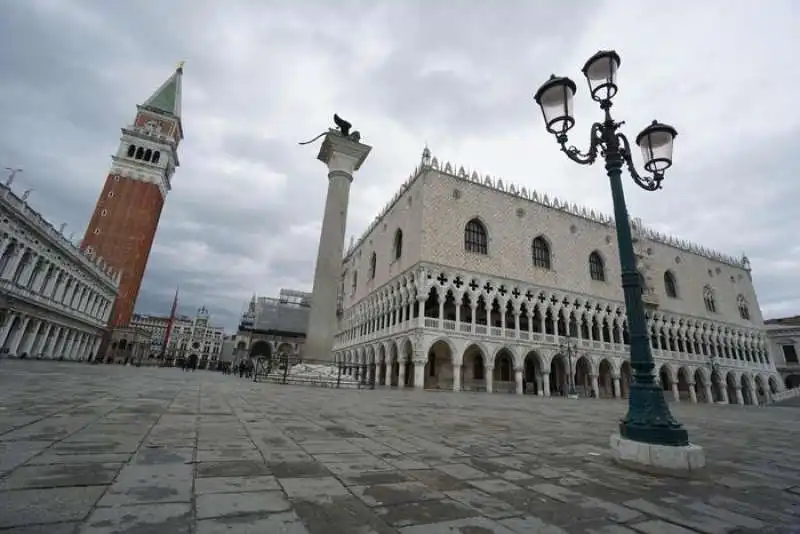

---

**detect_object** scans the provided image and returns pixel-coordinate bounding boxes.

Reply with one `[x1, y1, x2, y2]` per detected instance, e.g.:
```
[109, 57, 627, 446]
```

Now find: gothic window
[589, 251, 605, 281]
[531, 236, 551, 269]
[737, 294, 750, 320]
[703, 285, 717, 313]
[152, 151, 161, 164]
[135, 147, 144, 160]
[393, 229, 403, 260]
[662, 270, 677, 298]
[144, 149, 152, 162]
[369, 252, 376, 280]
[464, 218, 488, 254]
[127, 145, 136, 157]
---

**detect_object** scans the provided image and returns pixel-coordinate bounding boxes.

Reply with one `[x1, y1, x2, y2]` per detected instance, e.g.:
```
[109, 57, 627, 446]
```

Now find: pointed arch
[393, 228, 403, 260]
[531, 235, 551, 269]
[589, 250, 605, 281]
[464, 218, 488, 255]
[664, 270, 678, 298]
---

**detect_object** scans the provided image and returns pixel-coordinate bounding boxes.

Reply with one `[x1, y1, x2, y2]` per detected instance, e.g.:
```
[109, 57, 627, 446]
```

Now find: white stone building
[0, 182, 119, 361]
[765, 316, 800, 390]
[130, 306, 224, 368]
[332, 149, 783, 405]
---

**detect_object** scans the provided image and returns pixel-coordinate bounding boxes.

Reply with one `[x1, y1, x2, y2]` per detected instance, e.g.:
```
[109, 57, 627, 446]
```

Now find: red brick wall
[81, 174, 164, 327]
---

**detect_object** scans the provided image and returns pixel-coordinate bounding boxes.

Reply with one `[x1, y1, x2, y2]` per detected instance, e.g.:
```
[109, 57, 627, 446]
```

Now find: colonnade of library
[0, 309, 101, 361]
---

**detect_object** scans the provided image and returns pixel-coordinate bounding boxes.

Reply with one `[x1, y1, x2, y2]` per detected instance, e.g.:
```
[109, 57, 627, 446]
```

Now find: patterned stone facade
[331, 149, 783, 405]
[765, 316, 800, 390]
[0, 182, 119, 361]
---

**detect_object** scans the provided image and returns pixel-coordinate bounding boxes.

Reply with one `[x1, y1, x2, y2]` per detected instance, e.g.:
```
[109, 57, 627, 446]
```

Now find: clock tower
[81, 65, 184, 327]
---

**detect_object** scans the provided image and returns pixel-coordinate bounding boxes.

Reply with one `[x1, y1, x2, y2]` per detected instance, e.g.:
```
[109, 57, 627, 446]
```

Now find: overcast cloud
[1, 0, 797, 331]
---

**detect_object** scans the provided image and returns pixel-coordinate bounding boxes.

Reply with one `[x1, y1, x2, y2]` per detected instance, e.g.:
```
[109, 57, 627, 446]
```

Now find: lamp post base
[610, 433, 705, 475]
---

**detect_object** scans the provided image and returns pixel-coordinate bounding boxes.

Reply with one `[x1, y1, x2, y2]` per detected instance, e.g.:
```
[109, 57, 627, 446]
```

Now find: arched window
[531, 236, 551, 269]
[703, 285, 717, 313]
[664, 270, 678, 298]
[369, 252, 376, 279]
[589, 251, 605, 281]
[135, 147, 144, 160]
[737, 294, 750, 320]
[151, 151, 161, 164]
[393, 229, 403, 260]
[144, 149, 152, 162]
[127, 145, 136, 157]
[464, 218, 488, 254]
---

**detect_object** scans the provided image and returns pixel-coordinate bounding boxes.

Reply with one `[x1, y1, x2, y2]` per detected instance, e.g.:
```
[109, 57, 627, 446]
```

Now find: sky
[1, 0, 798, 332]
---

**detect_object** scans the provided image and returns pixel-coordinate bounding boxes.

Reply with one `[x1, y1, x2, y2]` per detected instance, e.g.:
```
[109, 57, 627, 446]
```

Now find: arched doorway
[425, 340, 454, 390]
[250, 340, 271, 359]
[276, 342, 293, 358]
[389, 343, 400, 387]
[377, 344, 387, 386]
[597, 359, 614, 398]
[492, 349, 515, 394]
[659, 365, 672, 398]
[402, 339, 414, 387]
[620, 361, 632, 398]
[522, 351, 542, 395]
[549, 354, 568, 396]
[461, 344, 487, 392]
[785, 374, 800, 390]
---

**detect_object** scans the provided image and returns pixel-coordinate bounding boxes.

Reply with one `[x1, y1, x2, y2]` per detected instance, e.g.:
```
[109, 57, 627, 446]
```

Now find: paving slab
[0, 360, 798, 533]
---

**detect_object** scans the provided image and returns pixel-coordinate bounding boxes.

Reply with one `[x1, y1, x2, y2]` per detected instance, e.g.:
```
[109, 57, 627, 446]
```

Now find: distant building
[234, 289, 310, 362]
[130, 306, 224, 368]
[765, 315, 800, 390]
[0, 181, 119, 361]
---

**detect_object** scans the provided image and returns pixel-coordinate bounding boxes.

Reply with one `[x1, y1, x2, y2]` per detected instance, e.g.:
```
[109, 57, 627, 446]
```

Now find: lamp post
[534, 50, 689, 448]
[558, 335, 578, 398]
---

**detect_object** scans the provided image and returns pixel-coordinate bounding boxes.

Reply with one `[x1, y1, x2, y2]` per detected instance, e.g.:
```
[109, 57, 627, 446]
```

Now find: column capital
[317, 130, 372, 174]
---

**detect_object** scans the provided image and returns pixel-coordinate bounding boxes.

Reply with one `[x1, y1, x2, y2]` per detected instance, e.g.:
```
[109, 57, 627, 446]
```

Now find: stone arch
[276, 342, 292, 356]
[658, 364, 673, 393]
[426, 338, 455, 390]
[388, 341, 400, 387]
[464, 217, 490, 255]
[588, 250, 606, 281]
[785, 374, 800, 390]
[740, 374, 755, 405]
[400, 337, 414, 387]
[522, 350, 544, 395]
[620, 360, 632, 398]
[249, 340, 271, 359]
[549, 352, 568, 396]
[461, 342, 488, 392]
[492, 347, 515, 393]
[754, 375, 768, 404]
[597, 358, 614, 398]
[574, 355, 592, 396]
[725, 371, 739, 404]
[768, 375, 780, 394]
[676, 366, 692, 401]
[377, 343, 388, 386]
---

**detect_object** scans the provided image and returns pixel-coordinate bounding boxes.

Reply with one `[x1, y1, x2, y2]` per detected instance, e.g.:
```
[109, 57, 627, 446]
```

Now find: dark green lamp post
[534, 50, 688, 447]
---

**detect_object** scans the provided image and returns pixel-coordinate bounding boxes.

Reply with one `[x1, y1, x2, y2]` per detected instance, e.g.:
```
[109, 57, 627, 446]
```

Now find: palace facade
[0, 182, 119, 361]
[332, 149, 783, 405]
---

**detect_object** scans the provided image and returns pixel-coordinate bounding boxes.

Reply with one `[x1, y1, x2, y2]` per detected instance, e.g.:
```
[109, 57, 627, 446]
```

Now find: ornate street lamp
[558, 335, 579, 398]
[534, 50, 688, 448]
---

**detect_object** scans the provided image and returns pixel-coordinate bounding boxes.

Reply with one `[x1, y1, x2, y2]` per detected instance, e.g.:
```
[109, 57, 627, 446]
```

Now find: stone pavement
[0, 360, 798, 534]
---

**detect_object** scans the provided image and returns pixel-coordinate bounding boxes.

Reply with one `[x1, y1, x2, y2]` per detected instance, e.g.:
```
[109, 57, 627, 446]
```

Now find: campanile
[81, 65, 184, 327]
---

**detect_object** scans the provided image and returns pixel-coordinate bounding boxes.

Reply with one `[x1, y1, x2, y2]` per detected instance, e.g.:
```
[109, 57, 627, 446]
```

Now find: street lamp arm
[557, 122, 603, 166]
[618, 133, 663, 192]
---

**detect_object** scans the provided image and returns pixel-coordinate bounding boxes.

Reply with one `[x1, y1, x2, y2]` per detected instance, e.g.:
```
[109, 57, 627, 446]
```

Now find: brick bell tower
[81, 64, 184, 327]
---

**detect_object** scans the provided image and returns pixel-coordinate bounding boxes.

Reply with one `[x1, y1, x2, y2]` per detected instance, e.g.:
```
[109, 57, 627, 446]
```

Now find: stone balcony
[0, 278, 107, 329]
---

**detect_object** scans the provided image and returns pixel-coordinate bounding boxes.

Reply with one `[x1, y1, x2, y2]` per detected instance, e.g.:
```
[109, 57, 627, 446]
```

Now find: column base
[610, 433, 705, 475]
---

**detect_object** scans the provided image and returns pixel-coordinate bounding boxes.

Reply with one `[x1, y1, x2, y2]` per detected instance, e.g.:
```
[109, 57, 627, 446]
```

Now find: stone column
[542, 372, 551, 397]
[672, 383, 680, 402]
[0, 312, 18, 348]
[536, 375, 544, 397]
[720, 385, 729, 404]
[398, 360, 406, 388]
[704, 383, 713, 404]
[452, 364, 462, 392]
[590, 374, 599, 399]
[612, 376, 621, 399]
[19, 320, 40, 356]
[9, 316, 31, 355]
[304, 130, 372, 363]
[735, 386, 744, 406]
[485, 372, 493, 394]
[413, 359, 425, 389]
[689, 382, 698, 403]
[514, 367, 523, 395]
